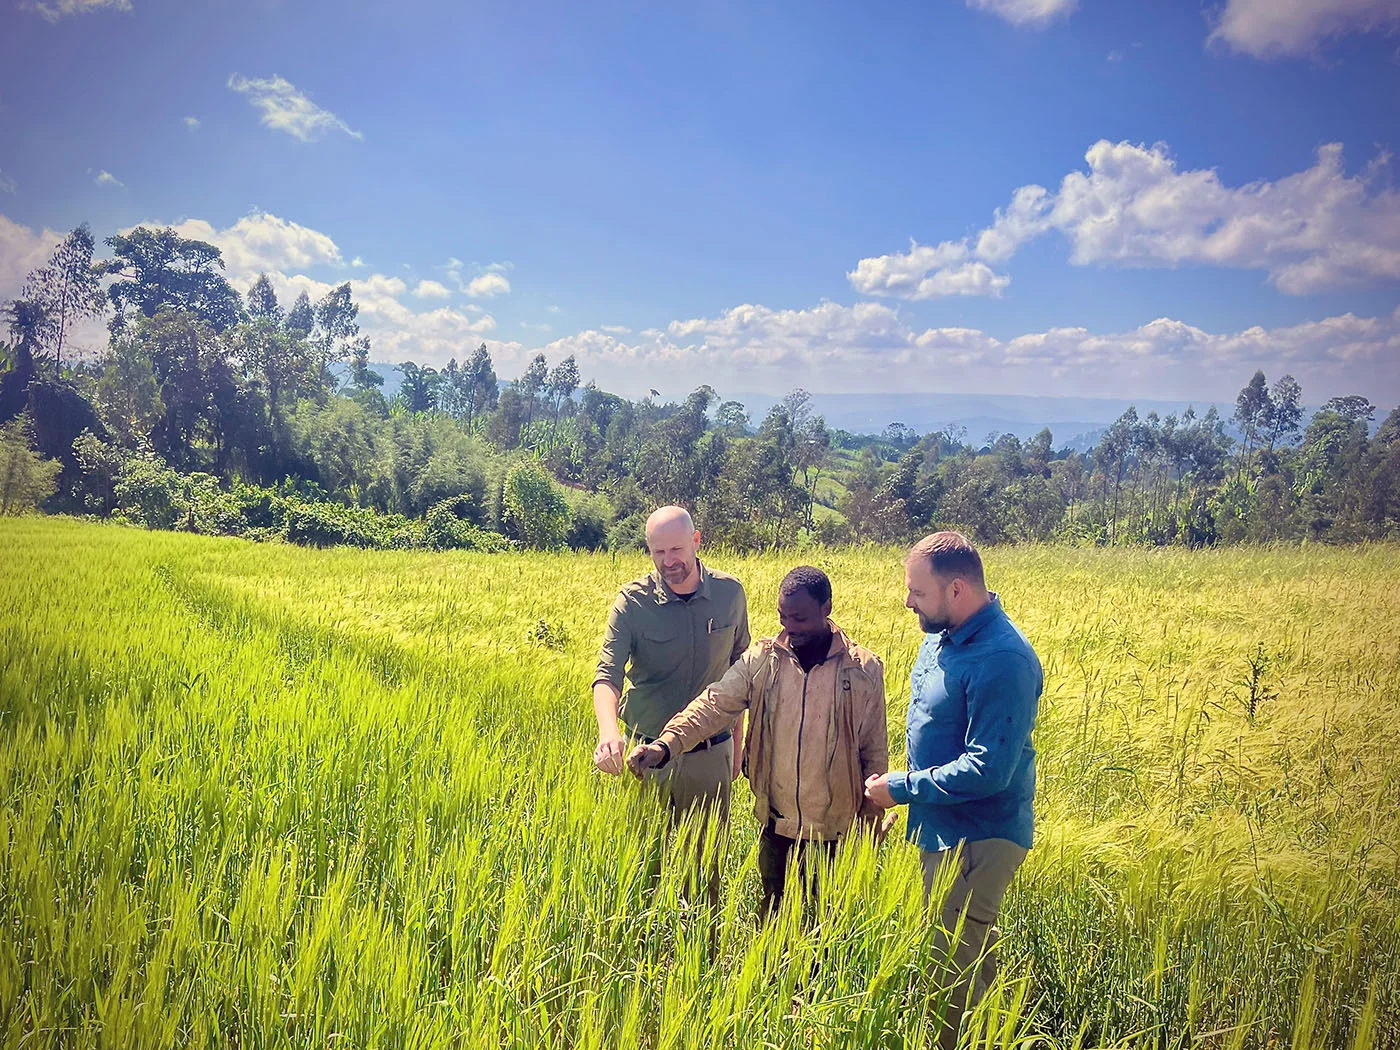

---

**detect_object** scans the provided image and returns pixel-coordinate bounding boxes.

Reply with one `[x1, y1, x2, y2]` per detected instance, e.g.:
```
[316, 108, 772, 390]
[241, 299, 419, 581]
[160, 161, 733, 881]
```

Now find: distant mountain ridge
[729, 392, 1234, 451]
[362, 363, 1231, 452]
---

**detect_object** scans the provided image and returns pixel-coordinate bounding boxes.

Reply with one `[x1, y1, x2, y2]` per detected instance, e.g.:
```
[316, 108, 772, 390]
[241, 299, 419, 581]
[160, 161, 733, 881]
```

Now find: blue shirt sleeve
[888, 651, 1038, 806]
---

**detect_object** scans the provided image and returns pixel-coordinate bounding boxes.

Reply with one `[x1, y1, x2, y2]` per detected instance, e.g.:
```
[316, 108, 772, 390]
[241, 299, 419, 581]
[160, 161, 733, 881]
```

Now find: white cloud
[21, 0, 129, 21]
[183, 116, 201, 131]
[464, 271, 511, 298]
[351, 256, 367, 268]
[160, 211, 343, 277]
[0, 171, 15, 194]
[848, 238, 1011, 299]
[413, 279, 452, 299]
[600, 324, 632, 335]
[966, 0, 1076, 28]
[853, 139, 1400, 299]
[226, 73, 362, 142]
[1209, 0, 1400, 58]
[0, 214, 62, 303]
[547, 304, 560, 314]
[544, 299, 1400, 402]
[93, 170, 124, 188]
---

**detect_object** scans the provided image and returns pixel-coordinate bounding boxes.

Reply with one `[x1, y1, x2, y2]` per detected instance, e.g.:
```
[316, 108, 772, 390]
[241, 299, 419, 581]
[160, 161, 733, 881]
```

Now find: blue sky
[1, 0, 1398, 405]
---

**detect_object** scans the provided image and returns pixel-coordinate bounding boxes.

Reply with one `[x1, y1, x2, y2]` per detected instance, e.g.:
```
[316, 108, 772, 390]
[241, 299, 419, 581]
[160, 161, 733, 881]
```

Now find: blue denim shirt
[888, 595, 1042, 852]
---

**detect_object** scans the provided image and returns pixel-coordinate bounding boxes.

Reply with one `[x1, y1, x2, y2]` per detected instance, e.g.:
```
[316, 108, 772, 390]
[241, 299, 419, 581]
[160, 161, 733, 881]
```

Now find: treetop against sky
[1, 0, 1398, 404]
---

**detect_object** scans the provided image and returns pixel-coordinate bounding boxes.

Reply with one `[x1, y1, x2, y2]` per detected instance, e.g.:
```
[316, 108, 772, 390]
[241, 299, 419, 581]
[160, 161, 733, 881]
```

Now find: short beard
[663, 560, 697, 586]
[919, 613, 950, 634]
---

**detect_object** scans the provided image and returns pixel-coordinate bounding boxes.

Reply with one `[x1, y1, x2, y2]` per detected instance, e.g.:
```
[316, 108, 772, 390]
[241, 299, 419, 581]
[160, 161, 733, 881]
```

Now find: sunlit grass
[0, 517, 1396, 1047]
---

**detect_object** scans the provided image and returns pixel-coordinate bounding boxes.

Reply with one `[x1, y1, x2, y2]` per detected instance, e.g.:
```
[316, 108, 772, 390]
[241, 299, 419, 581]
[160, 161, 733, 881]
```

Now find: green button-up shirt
[594, 561, 751, 740]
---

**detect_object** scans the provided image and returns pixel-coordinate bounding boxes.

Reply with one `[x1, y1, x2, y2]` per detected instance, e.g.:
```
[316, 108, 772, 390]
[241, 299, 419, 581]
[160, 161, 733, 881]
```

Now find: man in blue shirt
[863, 530, 1042, 1042]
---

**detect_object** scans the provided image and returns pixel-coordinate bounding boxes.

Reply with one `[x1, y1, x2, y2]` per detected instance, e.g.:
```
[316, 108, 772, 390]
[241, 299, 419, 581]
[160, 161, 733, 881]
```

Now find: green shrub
[502, 460, 571, 549]
[286, 501, 403, 548]
[0, 414, 62, 515]
[424, 496, 512, 552]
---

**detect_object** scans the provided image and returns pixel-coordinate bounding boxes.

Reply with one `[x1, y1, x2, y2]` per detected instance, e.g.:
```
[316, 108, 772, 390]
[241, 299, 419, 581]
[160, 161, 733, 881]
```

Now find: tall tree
[1265, 374, 1303, 452]
[284, 290, 315, 338]
[518, 353, 548, 433]
[245, 274, 283, 323]
[464, 342, 498, 426]
[21, 224, 106, 375]
[101, 227, 243, 333]
[545, 354, 580, 428]
[1232, 370, 1273, 466]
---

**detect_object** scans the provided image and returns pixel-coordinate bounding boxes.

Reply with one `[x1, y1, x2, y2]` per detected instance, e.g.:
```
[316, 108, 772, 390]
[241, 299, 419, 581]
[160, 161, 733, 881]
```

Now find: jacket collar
[773, 618, 851, 663]
[652, 559, 713, 604]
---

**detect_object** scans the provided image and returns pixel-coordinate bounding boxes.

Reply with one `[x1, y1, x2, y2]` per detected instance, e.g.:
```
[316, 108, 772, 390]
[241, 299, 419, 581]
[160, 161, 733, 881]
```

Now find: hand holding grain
[593, 735, 626, 775]
[625, 742, 668, 778]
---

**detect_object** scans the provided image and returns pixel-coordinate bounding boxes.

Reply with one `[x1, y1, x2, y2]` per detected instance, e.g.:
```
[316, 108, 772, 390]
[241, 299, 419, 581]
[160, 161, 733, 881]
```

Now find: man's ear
[692, 529, 702, 549]
[821, 599, 834, 618]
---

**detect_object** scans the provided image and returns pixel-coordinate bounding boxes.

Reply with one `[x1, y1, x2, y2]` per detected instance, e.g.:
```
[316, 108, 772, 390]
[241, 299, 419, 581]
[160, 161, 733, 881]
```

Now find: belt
[637, 728, 731, 754]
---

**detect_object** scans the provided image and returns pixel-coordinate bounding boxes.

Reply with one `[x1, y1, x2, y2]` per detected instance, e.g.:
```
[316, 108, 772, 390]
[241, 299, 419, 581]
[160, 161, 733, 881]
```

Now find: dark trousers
[756, 824, 838, 920]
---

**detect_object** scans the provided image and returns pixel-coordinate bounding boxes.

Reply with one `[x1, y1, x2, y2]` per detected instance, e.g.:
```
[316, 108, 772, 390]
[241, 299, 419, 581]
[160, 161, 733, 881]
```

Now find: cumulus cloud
[413, 279, 452, 299]
[159, 211, 344, 277]
[93, 170, 124, 188]
[183, 116, 201, 131]
[464, 271, 511, 298]
[852, 139, 1400, 299]
[227, 73, 362, 142]
[0, 171, 15, 194]
[0, 214, 62, 302]
[965, 0, 1076, 28]
[21, 0, 129, 21]
[509, 298, 1400, 403]
[1209, 0, 1400, 58]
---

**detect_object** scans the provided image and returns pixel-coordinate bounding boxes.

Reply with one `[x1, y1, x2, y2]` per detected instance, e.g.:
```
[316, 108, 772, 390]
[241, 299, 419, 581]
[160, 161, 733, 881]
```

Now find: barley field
[1, 517, 1397, 1049]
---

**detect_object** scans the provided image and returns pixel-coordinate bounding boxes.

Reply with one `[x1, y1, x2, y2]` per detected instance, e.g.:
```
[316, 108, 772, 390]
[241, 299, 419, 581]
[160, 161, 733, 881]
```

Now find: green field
[2, 518, 1397, 1048]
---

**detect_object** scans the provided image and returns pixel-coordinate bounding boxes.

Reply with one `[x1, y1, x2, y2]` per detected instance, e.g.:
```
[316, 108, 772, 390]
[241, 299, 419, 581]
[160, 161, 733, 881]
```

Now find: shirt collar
[946, 592, 1003, 647]
[653, 559, 712, 604]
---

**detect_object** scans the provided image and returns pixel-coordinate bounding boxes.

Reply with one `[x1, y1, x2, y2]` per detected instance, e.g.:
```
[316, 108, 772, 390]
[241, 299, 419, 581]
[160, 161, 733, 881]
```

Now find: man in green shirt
[593, 505, 751, 830]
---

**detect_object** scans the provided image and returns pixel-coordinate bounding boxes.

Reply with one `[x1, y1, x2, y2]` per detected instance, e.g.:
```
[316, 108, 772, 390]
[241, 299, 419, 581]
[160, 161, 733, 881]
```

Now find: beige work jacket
[655, 622, 889, 841]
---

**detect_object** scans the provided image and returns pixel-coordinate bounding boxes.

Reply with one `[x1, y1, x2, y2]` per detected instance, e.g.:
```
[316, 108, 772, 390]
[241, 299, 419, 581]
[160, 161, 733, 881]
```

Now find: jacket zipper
[795, 663, 809, 831]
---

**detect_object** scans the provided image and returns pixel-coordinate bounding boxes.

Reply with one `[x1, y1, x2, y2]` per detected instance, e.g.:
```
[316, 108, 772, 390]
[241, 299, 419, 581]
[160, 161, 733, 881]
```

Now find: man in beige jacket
[628, 566, 888, 917]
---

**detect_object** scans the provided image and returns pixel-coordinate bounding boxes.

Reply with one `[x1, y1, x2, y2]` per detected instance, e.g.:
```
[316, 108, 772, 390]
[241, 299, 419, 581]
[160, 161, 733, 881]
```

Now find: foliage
[502, 459, 571, 548]
[0, 414, 62, 513]
[100, 226, 244, 334]
[20, 223, 106, 373]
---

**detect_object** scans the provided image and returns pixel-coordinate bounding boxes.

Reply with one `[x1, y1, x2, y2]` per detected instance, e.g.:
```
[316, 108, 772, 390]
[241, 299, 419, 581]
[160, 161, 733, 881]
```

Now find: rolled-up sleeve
[593, 593, 633, 691]
[888, 653, 1038, 806]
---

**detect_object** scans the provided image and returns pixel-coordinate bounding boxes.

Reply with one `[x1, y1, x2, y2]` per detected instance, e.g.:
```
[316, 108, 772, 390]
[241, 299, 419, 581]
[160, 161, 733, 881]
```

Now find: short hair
[779, 565, 832, 606]
[906, 531, 986, 588]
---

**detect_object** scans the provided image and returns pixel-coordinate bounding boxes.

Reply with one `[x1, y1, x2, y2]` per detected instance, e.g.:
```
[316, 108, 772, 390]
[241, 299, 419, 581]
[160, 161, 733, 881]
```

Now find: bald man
[593, 505, 751, 832]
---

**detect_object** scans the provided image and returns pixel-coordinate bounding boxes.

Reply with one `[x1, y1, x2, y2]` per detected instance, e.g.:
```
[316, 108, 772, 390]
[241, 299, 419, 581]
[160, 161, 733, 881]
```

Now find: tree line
[2, 222, 1397, 549]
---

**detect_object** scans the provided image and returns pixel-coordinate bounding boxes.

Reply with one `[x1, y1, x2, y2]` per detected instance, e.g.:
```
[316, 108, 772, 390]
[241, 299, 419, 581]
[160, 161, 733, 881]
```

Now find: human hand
[593, 734, 626, 775]
[863, 772, 897, 810]
[626, 742, 669, 779]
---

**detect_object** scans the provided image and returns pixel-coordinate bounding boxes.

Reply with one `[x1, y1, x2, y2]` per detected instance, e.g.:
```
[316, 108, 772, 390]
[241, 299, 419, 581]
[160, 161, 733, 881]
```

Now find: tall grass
[0, 518, 1396, 1048]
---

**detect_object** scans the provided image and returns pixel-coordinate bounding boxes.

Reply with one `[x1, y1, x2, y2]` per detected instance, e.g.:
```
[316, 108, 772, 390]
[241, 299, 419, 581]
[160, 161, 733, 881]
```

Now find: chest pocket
[634, 628, 683, 682]
[706, 619, 736, 661]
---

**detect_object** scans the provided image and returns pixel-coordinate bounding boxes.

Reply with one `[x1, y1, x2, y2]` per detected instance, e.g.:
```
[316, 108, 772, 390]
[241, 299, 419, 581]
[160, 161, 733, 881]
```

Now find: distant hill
[730, 392, 1235, 451]
[359, 363, 1233, 453]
